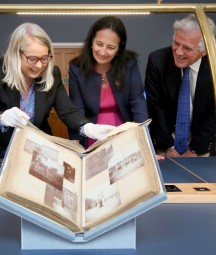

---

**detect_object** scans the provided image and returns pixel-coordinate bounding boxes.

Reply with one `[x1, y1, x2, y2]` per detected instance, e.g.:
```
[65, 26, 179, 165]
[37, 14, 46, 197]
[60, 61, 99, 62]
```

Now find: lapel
[166, 60, 181, 101]
[34, 85, 48, 126]
[193, 56, 211, 116]
[83, 73, 101, 115]
[107, 69, 122, 102]
[9, 88, 20, 107]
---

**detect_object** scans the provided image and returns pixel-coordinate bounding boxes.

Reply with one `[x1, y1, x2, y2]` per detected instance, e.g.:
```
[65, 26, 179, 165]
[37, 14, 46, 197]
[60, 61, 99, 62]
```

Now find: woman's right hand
[0, 107, 30, 127]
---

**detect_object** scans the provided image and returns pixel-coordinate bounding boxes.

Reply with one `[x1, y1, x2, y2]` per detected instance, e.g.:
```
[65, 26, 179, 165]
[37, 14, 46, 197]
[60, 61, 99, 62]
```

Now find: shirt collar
[189, 58, 202, 73]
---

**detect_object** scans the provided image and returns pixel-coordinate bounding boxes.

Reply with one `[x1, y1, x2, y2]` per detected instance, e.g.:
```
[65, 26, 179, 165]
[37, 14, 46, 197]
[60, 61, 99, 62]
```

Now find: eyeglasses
[20, 51, 53, 65]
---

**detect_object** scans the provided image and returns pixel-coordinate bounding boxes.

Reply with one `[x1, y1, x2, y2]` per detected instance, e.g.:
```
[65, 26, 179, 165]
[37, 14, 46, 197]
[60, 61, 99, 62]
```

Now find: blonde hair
[2, 23, 55, 92]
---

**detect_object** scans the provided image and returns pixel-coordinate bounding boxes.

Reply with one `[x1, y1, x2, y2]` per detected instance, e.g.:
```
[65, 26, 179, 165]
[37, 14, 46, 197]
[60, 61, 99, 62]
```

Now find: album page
[0, 127, 83, 232]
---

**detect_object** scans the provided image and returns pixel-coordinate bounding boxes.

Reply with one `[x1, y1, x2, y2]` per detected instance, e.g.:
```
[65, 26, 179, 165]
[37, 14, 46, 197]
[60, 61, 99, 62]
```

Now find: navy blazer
[145, 46, 216, 154]
[0, 59, 88, 156]
[68, 58, 148, 141]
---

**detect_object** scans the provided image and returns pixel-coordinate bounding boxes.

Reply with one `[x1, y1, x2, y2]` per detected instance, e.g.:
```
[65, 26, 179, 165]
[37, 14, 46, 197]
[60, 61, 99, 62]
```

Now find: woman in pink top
[68, 16, 148, 148]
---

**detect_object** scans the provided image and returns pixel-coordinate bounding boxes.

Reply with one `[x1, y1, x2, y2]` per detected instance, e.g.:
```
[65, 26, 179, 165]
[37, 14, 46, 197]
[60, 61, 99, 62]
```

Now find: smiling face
[92, 28, 120, 69]
[20, 37, 50, 86]
[172, 29, 206, 68]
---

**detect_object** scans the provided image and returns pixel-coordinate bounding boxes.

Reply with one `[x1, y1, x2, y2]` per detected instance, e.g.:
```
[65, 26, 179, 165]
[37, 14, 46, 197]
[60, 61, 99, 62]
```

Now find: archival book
[0, 122, 167, 241]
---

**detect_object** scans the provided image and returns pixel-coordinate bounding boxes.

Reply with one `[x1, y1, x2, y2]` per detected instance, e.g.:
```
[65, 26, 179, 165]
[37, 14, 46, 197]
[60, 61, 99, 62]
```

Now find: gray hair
[173, 14, 216, 52]
[2, 23, 55, 92]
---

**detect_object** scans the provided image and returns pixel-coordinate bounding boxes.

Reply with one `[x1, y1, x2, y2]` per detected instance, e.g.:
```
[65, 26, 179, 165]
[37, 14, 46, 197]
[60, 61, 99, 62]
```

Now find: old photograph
[44, 184, 78, 222]
[85, 184, 121, 223]
[24, 138, 58, 161]
[63, 161, 76, 183]
[29, 149, 64, 191]
[85, 143, 113, 180]
[109, 141, 143, 184]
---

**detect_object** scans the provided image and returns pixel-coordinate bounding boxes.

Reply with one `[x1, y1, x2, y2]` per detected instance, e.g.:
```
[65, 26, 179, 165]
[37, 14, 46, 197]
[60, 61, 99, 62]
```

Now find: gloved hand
[0, 107, 30, 127]
[83, 123, 115, 140]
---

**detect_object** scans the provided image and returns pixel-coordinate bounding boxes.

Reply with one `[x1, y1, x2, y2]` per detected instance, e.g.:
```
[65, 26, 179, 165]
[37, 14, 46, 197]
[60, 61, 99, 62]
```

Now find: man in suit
[145, 14, 216, 157]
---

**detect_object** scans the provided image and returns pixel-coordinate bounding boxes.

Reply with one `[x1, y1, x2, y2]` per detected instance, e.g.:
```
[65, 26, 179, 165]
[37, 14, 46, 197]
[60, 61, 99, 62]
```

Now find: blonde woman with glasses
[0, 23, 115, 159]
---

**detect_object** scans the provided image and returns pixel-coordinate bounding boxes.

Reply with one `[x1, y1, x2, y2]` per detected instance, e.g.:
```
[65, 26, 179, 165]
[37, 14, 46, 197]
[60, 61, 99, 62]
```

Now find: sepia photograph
[85, 143, 113, 180]
[29, 150, 64, 190]
[85, 184, 121, 223]
[63, 161, 76, 183]
[24, 138, 59, 161]
[108, 141, 143, 184]
[44, 184, 78, 222]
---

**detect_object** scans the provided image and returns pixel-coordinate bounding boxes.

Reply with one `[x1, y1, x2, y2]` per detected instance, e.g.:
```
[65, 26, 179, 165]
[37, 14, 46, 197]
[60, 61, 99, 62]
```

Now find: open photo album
[0, 121, 167, 242]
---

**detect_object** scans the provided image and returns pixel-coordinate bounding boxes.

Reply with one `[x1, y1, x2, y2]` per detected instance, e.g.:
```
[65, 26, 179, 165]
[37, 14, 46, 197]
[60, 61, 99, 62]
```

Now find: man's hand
[181, 149, 197, 157]
[0, 107, 30, 127]
[156, 155, 164, 160]
[165, 147, 181, 157]
[83, 123, 115, 140]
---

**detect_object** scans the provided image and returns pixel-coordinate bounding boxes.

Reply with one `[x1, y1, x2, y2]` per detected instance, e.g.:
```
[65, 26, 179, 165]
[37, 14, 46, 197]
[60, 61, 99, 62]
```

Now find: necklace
[101, 76, 108, 90]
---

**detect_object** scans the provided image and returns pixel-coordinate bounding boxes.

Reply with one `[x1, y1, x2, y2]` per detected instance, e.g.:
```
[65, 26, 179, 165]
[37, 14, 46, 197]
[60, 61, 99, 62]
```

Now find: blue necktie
[174, 67, 190, 154]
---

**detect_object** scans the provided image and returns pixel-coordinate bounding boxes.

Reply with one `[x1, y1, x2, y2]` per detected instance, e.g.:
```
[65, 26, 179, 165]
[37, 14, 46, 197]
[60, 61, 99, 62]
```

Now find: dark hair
[70, 15, 137, 87]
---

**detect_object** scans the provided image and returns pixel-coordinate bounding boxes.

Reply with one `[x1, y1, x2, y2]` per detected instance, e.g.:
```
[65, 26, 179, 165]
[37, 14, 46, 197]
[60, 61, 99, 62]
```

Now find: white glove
[0, 107, 30, 127]
[83, 123, 115, 140]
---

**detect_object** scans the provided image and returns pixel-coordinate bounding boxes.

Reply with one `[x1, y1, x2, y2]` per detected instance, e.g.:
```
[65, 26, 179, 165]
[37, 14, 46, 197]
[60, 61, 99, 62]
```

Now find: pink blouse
[87, 82, 124, 147]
